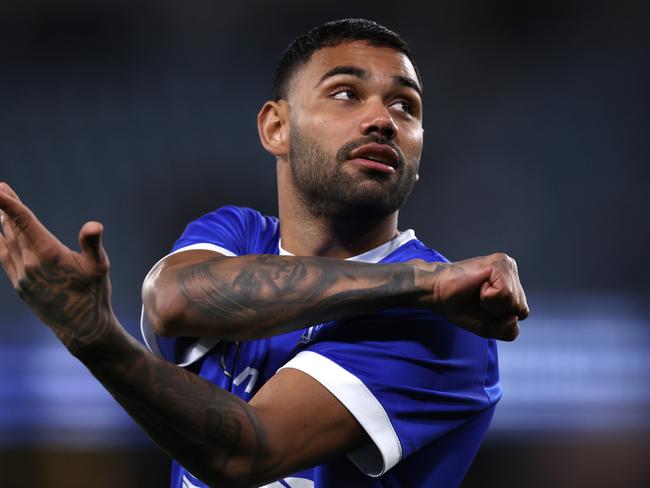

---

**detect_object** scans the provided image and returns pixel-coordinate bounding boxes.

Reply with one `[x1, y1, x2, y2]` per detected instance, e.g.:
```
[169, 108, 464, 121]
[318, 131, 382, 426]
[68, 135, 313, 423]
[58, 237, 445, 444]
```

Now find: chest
[196, 328, 307, 400]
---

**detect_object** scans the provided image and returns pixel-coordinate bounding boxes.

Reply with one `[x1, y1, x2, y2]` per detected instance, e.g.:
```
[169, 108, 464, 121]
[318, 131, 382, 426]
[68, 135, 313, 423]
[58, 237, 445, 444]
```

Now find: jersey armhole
[140, 243, 236, 366]
[279, 350, 403, 477]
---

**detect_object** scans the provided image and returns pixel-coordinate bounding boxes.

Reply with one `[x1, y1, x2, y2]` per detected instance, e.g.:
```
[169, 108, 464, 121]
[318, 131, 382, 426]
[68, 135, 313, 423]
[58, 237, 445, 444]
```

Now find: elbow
[187, 454, 264, 488]
[145, 309, 180, 339]
[141, 275, 185, 338]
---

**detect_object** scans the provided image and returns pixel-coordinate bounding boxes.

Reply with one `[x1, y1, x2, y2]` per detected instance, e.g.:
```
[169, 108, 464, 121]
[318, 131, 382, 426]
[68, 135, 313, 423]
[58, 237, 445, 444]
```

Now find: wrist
[69, 314, 140, 367]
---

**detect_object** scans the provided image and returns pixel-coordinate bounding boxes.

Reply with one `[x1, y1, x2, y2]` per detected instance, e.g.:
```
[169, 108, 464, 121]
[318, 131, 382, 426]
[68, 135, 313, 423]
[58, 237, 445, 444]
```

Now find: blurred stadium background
[0, 1, 648, 486]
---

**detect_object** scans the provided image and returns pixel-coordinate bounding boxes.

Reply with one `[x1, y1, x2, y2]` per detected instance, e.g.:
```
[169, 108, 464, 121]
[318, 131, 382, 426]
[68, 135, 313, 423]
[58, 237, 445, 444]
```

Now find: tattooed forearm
[11, 255, 267, 484]
[173, 254, 433, 339]
[83, 337, 269, 486]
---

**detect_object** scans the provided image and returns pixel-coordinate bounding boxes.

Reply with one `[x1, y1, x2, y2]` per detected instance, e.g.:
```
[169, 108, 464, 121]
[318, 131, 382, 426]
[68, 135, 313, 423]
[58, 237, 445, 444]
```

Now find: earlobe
[257, 101, 289, 158]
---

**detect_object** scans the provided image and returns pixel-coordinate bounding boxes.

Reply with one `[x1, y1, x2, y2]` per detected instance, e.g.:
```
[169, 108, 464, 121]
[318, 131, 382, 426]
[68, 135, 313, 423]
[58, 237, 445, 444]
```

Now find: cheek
[295, 109, 330, 135]
[302, 115, 349, 152]
[402, 127, 424, 159]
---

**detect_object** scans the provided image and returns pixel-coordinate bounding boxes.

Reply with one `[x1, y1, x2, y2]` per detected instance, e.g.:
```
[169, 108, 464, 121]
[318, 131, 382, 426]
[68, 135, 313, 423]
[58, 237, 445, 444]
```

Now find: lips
[347, 143, 400, 169]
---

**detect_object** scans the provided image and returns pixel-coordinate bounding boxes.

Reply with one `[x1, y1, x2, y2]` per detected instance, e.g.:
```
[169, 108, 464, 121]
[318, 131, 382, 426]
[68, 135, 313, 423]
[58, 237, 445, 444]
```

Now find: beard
[288, 126, 419, 220]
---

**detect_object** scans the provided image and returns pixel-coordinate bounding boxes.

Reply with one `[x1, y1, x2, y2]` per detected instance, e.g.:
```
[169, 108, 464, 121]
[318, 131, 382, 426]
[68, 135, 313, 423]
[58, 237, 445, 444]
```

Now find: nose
[359, 99, 399, 140]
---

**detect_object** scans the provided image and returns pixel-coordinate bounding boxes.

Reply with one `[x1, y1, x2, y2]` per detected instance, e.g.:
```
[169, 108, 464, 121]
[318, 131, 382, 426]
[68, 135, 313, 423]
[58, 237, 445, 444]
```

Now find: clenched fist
[414, 254, 529, 341]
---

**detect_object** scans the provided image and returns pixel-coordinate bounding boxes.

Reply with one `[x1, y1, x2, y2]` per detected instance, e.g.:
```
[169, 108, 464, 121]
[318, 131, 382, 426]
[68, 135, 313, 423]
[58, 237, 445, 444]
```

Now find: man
[0, 18, 528, 488]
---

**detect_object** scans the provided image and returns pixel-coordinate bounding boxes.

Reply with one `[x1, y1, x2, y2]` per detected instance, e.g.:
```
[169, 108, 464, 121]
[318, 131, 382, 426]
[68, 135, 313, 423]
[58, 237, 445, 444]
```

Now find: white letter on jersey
[233, 366, 259, 394]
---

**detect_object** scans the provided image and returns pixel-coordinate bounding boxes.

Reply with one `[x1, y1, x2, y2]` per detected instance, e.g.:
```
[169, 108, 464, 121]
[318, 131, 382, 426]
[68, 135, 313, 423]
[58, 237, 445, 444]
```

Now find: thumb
[480, 278, 498, 298]
[79, 221, 109, 272]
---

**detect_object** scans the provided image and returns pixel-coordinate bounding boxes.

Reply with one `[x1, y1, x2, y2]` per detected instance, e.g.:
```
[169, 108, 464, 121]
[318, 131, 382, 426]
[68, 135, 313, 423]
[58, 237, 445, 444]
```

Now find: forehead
[290, 40, 419, 93]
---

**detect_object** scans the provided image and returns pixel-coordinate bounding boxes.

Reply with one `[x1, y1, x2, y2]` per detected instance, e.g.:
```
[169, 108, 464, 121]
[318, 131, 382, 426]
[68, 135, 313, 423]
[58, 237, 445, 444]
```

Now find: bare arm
[0, 183, 365, 487]
[143, 241, 528, 343]
[0, 183, 530, 485]
[143, 249, 438, 340]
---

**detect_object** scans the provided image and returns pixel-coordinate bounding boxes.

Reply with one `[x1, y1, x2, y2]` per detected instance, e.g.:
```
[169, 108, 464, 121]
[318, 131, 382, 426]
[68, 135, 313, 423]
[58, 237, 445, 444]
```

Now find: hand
[418, 253, 529, 341]
[0, 182, 116, 354]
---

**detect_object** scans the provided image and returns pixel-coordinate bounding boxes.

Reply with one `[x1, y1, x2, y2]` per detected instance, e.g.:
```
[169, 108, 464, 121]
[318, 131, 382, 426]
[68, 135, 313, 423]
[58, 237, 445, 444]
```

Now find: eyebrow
[316, 65, 369, 86]
[393, 75, 422, 97]
[315, 65, 422, 97]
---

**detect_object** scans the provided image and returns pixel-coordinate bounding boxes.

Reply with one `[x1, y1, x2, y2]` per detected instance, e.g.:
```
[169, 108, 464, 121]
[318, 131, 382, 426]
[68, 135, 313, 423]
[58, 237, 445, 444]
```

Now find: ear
[257, 100, 289, 158]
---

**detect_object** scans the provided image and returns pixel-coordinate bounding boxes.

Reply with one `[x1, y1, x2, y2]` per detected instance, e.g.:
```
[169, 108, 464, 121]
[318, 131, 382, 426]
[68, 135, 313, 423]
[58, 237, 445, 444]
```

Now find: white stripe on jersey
[258, 477, 314, 488]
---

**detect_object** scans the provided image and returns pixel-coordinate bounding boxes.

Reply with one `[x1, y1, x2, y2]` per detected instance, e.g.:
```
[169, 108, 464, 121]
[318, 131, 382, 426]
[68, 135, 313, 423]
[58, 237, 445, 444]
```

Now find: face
[285, 41, 424, 220]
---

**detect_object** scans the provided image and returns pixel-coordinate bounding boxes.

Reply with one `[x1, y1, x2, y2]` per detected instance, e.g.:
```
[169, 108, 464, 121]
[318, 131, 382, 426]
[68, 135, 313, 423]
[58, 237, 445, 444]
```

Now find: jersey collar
[278, 229, 416, 263]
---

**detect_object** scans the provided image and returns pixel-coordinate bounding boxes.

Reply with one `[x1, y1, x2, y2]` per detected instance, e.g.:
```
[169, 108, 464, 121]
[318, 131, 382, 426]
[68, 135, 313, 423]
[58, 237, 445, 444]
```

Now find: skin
[0, 184, 367, 487]
[0, 42, 529, 487]
[144, 42, 526, 342]
[267, 41, 425, 256]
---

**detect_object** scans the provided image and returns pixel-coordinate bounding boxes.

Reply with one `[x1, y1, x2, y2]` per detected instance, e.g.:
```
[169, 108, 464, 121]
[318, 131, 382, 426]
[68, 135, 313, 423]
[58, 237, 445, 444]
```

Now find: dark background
[0, 1, 648, 487]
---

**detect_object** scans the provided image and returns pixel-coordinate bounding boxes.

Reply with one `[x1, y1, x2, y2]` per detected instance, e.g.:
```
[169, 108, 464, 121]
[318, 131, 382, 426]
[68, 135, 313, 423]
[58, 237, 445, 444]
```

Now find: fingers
[503, 256, 529, 320]
[516, 284, 530, 321]
[481, 315, 520, 342]
[479, 253, 529, 322]
[0, 182, 63, 261]
[0, 230, 18, 286]
[453, 303, 520, 342]
[79, 221, 110, 273]
[0, 209, 25, 277]
[0, 181, 20, 198]
[0, 183, 32, 235]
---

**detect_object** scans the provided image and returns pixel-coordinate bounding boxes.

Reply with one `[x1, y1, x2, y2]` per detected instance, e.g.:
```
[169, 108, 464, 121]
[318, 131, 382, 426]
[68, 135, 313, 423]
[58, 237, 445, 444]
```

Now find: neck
[277, 163, 400, 258]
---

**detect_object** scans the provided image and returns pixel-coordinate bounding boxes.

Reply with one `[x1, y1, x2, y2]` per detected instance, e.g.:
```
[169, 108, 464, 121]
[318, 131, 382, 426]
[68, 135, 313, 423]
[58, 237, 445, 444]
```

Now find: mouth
[347, 143, 400, 175]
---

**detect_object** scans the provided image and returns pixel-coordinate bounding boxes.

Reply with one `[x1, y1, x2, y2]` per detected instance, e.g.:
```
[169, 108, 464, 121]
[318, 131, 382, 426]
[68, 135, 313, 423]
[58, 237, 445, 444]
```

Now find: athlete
[0, 19, 528, 488]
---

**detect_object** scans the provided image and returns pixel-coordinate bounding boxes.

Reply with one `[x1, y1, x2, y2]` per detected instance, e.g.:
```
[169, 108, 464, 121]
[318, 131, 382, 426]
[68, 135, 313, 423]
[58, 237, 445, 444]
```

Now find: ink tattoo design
[17, 262, 113, 354]
[177, 254, 424, 338]
[13, 259, 271, 485]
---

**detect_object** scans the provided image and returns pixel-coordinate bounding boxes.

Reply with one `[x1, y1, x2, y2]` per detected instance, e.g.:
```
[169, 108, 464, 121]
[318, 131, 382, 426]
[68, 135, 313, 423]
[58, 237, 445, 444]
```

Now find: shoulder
[174, 205, 280, 255]
[382, 230, 450, 264]
[192, 205, 278, 230]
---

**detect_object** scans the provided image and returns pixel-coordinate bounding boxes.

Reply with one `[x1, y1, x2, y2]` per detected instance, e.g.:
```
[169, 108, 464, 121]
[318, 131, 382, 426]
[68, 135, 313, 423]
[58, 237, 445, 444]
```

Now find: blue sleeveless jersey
[141, 206, 501, 488]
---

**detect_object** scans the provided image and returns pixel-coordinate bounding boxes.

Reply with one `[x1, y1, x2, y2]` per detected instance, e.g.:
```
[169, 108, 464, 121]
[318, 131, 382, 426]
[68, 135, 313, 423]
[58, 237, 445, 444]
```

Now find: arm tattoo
[16, 262, 267, 483]
[94, 347, 270, 485]
[18, 264, 113, 354]
[177, 255, 420, 337]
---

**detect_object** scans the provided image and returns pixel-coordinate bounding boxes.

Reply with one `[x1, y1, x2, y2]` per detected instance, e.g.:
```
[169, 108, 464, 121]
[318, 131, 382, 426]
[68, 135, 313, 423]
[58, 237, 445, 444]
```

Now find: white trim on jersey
[279, 350, 402, 477]
[279, 229, 416, 264]
[258, 478, 314, 488]
[140, 243, 236, 366]
[141, 231, 418, 364]
[181, 474, 204, 488]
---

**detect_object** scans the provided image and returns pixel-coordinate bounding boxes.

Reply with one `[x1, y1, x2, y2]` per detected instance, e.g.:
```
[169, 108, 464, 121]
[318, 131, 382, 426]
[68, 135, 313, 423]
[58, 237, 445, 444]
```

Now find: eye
[331, 89, 357, 101]
[390, 99, 413, 114]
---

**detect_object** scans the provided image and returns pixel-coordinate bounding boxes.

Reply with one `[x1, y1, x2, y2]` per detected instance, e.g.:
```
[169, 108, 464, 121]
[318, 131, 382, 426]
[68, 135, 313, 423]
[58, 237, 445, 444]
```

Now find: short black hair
[272, 18, 421, 101]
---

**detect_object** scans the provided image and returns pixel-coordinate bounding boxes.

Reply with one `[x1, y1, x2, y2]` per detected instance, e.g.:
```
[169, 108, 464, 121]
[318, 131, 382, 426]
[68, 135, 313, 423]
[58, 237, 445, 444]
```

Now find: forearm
[0, 189, 271, 487]
[74, 321, 268, 487]
[144, 253, 437, 340]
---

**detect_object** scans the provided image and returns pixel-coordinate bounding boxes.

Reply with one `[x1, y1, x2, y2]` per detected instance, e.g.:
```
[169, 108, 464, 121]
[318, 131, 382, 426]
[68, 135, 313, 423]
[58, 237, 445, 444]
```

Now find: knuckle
[16, 274, 33, 296]
[494, 318, 519, 341]
[22, 259, 38, 275]
[502, 328, 519, 341]
[94, 261, 109, 276]
[13, 212, 31, 232]
[491, 252, 508, 261]
[492, 285, 510, 300]
[508, 321, 520, 340]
